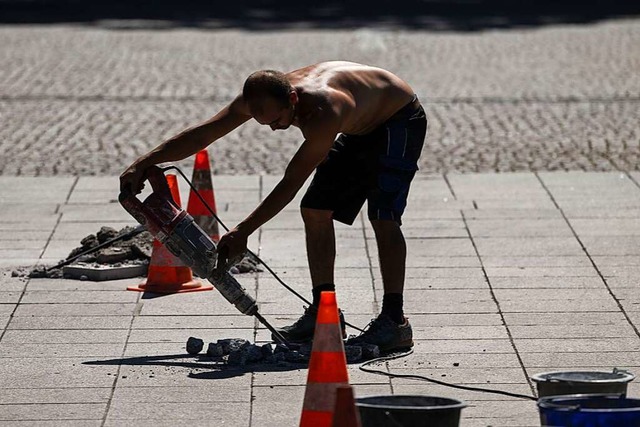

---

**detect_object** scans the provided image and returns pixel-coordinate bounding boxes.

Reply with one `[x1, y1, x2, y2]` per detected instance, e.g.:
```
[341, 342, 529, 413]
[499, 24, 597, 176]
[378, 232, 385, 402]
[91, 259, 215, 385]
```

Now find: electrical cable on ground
[359, 349, 538, 401]
[165, 165, 537, 400]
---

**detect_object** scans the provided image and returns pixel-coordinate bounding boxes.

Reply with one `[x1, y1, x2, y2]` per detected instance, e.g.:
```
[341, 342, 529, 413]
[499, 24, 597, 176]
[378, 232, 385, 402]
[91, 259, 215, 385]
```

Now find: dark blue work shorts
[300, 97, 427, 226]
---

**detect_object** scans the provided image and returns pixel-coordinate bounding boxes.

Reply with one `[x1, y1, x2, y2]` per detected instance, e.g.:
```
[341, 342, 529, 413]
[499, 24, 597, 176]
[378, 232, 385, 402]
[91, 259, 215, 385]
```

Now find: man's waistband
[387, 94, 421, 122]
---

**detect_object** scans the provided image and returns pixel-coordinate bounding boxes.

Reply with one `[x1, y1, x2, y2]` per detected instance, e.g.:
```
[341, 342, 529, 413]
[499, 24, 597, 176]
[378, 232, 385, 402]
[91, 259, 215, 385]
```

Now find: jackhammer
[119, 166, 289, 346]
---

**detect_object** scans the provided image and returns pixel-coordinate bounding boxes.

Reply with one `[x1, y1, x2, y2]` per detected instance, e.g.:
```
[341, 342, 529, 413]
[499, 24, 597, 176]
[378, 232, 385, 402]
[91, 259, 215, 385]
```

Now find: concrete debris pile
[186, 337, 380, 366]
[25, 226, 153, 279]
[18, 225, 262, 280]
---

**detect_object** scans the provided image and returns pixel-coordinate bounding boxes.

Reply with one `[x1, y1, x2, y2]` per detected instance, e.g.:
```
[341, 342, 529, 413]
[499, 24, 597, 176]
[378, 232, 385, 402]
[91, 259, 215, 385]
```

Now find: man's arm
[217, 116, 340, 261]
[120, 94, 251, 193]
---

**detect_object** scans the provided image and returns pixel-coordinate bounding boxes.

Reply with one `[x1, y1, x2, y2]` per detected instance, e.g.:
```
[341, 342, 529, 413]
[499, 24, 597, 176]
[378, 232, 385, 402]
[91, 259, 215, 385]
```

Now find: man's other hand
[217, 228, 248, 270]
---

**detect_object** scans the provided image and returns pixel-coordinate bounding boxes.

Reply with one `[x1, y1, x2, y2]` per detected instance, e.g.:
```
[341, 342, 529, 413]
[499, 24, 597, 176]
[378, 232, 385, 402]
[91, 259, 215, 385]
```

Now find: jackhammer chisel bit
[119, 166, 289, 347]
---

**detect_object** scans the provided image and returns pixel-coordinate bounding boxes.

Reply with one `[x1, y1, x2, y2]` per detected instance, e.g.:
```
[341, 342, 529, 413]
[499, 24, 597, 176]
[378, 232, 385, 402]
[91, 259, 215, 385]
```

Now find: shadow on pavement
[0, 0, 639, 30]
[83, 353, 307, 379]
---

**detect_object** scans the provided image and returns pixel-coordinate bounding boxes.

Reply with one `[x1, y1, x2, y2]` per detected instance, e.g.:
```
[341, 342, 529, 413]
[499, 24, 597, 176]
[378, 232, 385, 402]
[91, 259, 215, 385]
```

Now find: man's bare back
[282, 61, 416, 135]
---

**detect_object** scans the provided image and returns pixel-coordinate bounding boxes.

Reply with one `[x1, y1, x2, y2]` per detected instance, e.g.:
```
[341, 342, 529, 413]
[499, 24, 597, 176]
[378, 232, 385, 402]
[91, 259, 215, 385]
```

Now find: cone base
[127, 279, 213, 294]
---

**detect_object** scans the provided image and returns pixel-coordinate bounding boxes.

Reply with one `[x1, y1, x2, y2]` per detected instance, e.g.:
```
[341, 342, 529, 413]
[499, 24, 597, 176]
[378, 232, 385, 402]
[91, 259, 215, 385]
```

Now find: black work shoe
[272, 305, 347, 343]
[346, 314, 413, 353]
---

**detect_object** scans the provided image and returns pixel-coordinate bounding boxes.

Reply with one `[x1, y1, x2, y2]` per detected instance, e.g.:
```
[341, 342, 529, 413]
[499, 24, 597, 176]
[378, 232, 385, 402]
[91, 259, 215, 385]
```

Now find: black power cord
[360, 349, 538, 401]
[163, 165, 538, 401]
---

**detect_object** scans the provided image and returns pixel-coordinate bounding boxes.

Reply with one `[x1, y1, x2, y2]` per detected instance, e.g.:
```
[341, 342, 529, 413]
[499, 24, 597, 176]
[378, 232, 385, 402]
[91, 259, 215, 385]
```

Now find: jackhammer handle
[118, 165, 173, 226]
[145, 165, 172, 198]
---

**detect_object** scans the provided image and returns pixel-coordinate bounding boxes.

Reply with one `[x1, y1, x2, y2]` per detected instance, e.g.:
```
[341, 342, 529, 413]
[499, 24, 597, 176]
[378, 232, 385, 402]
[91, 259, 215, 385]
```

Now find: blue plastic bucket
[538, 394, 640, 427]
[356, 395, 466, 427]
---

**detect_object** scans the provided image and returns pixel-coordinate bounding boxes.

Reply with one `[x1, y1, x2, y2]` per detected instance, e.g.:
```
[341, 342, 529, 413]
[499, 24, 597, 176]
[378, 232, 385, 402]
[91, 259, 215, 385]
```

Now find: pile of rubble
[19, 225, 261, 280]
[24, 226, 153, 279]
[186, 337, 380, 366]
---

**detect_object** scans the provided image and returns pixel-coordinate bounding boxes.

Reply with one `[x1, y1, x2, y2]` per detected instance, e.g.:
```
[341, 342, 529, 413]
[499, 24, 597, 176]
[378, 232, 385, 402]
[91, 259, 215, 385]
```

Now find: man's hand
[217, 228, 249, 270]
[119, 160, 150, 195]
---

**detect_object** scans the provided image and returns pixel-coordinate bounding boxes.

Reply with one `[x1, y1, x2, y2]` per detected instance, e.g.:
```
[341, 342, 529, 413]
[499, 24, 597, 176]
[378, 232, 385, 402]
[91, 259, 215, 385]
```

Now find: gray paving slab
[105, 401, 250, 423]
[520, 352, 640, 368]
[503, 311, 629, 326]
[0, 388, 111, 405]
[111, 385, 251, 403]
[0, 292, 21, 304]
[0, 230, 51, 240]
[413, 339, 514, 354]
[0, 343, 126, 358]
[389, 367, 527, 384]
[392, 382, 534, 401]
[0, 240, 47, 250]
[509, 324, 637, 339]
[466, 219, 572, 237]
[1, 329, 129, 344]
[0, 249, 44, 259]
[127, 328, 254, 344]
[0, 358, 118, 388]
[12, 303, 137, 317]
[0, 404, 106, 422]
[25, 279, 141, 291]
[489, 276, 605, 289]
[0, 304, 16, 315]
[514, 338, 640, 353]
[480, 256, 592, 268]
[473, 237, 585, 256]
[20, 291, 139, 304]
[131, 315, 254, 330]
[485, 266, 598, 277]
[463, 400, 538, 420]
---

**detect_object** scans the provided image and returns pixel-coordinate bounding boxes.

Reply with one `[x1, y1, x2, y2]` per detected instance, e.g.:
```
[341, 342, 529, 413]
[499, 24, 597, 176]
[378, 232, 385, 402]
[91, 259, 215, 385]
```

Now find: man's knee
[370, 219, 402, 233]
[301, 207, 333, 225]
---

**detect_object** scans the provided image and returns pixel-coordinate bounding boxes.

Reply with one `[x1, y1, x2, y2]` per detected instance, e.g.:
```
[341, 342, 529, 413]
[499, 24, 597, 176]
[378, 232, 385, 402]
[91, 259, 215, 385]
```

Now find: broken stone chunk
[284, 351, 308, 363]
[186, 337, 204, 355]
[97, 226, 119, 243]
[218, 338, 250, 355]
[245, 345, 264, 363]
[274, 344, 290, 354]
[272, 352, 286, 363]
[96, 247, 131, 264]
[227, 349, 249, 366]
[206, 342, 224, 357]
[261, 343, 273, 358]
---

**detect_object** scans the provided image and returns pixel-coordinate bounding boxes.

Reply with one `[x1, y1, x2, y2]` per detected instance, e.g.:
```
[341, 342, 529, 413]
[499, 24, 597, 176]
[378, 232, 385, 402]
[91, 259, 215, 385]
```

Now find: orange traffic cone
[127, 174, 213, 294]
[300, 291, 350, 427]
[332, 386, 362, 427]
[186, 150, 220, 242]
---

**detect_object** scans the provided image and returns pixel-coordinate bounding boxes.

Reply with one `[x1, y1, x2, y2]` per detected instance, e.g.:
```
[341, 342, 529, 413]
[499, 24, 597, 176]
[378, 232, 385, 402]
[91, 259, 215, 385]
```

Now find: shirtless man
[120, 61, 427, 352]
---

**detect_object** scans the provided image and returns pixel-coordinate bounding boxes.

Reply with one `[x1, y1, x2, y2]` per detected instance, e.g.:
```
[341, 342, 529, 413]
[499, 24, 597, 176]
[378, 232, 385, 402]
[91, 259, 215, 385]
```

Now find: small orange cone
[300, 292, 350, 427]
[127, 174, 213, 294]
[186, 150, 220, 242]
[332, 386, 362, 427]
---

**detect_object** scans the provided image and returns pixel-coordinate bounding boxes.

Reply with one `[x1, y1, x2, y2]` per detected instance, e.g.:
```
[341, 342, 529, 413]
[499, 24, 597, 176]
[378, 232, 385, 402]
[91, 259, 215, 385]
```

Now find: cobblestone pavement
[1, 19, 639, 175]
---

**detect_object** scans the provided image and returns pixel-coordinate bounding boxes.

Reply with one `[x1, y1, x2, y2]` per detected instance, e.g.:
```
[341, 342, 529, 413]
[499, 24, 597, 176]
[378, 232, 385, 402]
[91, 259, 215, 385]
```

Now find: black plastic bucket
[531, 369, 635, 398]
[355, 395, 466, 427]
[538, 394, 640, 427]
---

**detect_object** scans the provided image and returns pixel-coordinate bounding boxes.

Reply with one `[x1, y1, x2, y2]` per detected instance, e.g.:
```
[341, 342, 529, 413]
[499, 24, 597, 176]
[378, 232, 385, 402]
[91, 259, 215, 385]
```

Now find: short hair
[242, 70, 292, 107]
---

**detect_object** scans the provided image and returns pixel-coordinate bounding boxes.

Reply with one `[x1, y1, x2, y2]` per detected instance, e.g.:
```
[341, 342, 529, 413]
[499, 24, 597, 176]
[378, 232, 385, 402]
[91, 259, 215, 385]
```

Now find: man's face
[252, 96, 296, 131]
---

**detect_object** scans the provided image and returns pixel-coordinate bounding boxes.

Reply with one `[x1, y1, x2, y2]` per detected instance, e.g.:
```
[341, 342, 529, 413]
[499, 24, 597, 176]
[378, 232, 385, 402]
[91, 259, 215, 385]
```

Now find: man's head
[243, 70, 298, 131]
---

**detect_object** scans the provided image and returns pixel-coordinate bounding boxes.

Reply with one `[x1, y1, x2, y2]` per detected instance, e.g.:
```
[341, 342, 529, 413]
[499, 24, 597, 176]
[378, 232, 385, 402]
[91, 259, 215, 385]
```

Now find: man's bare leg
[273, 207, 340, 342]
[371, 219, 406, 323]
[301, 207, 335, 289]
